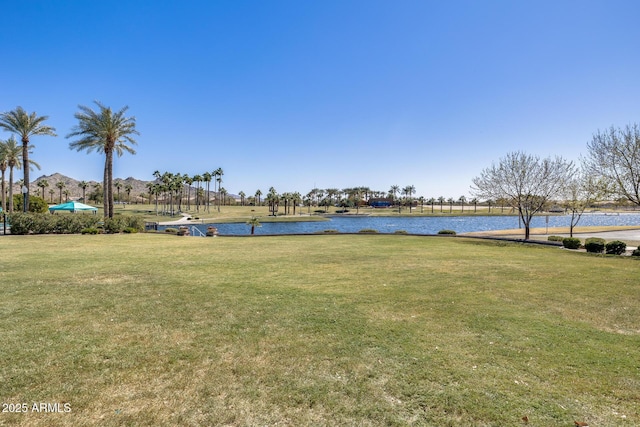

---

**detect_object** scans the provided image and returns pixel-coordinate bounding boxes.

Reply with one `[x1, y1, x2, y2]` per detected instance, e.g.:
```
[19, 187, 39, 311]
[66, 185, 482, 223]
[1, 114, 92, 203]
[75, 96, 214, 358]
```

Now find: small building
[369, 198, 394, 208]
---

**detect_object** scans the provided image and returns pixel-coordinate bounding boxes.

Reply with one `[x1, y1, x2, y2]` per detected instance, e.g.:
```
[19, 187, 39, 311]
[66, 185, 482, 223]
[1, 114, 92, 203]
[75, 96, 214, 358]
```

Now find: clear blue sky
[2, 0, 639, 198]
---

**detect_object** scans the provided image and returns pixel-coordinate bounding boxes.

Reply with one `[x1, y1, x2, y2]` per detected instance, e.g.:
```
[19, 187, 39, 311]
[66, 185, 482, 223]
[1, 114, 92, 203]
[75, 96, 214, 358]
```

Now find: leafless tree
[471, 151, 575, 239]
[585, 124, 640, 206]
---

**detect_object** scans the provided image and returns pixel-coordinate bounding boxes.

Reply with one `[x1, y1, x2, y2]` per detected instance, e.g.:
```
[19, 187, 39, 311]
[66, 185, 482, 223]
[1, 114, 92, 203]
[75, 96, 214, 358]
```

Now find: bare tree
[471, 151, 575, 239]
[563, 170, 604, 237]
[585, 124, 640, 206]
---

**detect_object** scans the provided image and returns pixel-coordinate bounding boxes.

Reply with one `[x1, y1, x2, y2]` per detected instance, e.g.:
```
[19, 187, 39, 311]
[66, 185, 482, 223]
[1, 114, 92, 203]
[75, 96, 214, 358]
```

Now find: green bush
[123, 227, 138, 234]
[6, 212, 142, 235]
[394, 230, 408, 234]
[81, 227, 100, 235]
[605, 240, 627, 255]
[358, 229, 379, 233]
[562, 237, 581, 249]
[438, 230, 457, 235]
[585, 237, 606, 253]
[631, 248, 640, 257]
[321, 229, 339, 233]
[12, 194, 49, 213]
[548, 235, 565, 242]
[164, 228, 178, 234]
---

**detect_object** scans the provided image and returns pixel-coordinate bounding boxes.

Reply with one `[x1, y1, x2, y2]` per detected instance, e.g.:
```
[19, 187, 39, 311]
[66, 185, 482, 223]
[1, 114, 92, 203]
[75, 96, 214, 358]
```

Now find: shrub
[164, 228, 178, 234]
[562, 237, 581, 249]
[81, 227, 100, 235]
[548, 235, 565, 242]
[321, 229, 339, 233]
[438, 230, 456, 235]
[358, 229, 379, 233]
[394, 230, 408, 234]
[605, 240, 627, 255]
[123, 227, 138, 234]
[585, 237, 606, 253]
[632, 248, 640, 257]
[7, 212, 101, 234]
[12, 194, 49, 213]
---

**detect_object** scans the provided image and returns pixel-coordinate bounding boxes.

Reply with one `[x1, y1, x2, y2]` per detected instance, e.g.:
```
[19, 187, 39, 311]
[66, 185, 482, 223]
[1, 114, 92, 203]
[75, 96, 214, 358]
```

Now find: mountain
[20, 173, 152, 202]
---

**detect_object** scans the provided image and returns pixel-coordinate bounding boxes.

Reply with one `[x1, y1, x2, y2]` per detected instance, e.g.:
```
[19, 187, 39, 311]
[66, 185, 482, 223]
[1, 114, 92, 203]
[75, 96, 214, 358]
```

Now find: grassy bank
[1, 234, 638, 426]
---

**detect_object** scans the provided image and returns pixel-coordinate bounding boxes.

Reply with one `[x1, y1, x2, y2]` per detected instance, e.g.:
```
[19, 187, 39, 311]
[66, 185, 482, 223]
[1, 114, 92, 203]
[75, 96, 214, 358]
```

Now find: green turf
[0, 234, 638, 426]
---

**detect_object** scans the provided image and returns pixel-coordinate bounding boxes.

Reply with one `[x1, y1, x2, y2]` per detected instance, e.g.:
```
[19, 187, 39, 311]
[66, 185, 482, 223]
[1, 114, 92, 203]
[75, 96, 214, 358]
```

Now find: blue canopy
[49, 201, 98, 213]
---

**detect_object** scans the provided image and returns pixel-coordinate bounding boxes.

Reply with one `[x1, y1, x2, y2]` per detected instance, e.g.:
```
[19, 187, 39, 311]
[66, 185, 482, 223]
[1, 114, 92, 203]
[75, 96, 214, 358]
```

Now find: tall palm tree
[66, 102, 138, 218]
[238, 191, 246, 206]
[202, 172, 212, 213]
[114, 181, 123, 203]
[213, 168, 224, 212]
[63, 189, 70, 202]
[254, 189, 262, 206]
[78, 180, 89, 203]
[38, 179, 49, 199]
[403, 185, 416, 213]
[56, 181, 66, 204]
[192, 174, 202, 211]
[3, 138, 21, 212]
[48, 188, 55, 203]
[458, 195, 467, 213]
[125, 183, 133, 204]
[4, 136, 40, 212]
[0, 107, 57, 211]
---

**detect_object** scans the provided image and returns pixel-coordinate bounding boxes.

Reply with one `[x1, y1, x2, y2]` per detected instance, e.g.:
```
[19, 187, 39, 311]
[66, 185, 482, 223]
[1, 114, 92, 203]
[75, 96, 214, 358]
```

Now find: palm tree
[114, 181, 123, 203]
[48, 188, 55, 203]
[403, 185, 416, 213]
[78, 180, 89, 202]
[458, 195, 467, 213]
[66, 102, 138, 218]
[56, 181, 66, 204]
[3, 138, 22, 212]
[63, 189, 70, 202]
[192, 174, 202, 211]
[254, 189, 262, 206]
[125, 183, 133, 204]
[438, 196, 445, 213]
[38, 179, 50, 199]
[4, 136, 40, 212]
[202, 171, 212, 212]
[213, 168, 224, 212]
[183, 175, 193, 210]
[389, 185, 400, 205]
[246, 216, 261, 235]
[0, 107, 57, 211]
[238, 191, 246, 206]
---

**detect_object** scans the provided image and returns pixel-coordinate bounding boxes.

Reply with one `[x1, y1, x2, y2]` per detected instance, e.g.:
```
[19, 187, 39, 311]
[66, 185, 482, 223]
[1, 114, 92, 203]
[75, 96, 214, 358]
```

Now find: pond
[159, 213, 640, 236]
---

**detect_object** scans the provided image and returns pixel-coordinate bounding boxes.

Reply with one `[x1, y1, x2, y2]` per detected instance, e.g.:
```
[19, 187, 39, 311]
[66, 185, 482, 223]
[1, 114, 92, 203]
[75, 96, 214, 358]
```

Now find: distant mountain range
[18, 173, 153, 202]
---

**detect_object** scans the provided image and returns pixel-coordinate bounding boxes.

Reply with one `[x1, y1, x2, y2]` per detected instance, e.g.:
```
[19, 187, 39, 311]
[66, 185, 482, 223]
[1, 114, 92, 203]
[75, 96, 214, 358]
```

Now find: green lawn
[1, 234, 638, 426]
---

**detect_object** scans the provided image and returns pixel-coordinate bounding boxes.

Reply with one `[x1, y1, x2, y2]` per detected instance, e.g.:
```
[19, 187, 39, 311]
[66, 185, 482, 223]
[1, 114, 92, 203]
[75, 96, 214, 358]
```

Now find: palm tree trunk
[8, 167, 14, 212]
[22, 138, 30, 211]
[107, 151, 114, 218]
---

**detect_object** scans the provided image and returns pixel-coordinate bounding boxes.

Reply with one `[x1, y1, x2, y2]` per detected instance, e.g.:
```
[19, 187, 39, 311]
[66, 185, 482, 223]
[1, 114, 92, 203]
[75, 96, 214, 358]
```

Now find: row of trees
[146, 169, 224, 215]
[0, 102, 138, 218]
[472, 123, 640, 239]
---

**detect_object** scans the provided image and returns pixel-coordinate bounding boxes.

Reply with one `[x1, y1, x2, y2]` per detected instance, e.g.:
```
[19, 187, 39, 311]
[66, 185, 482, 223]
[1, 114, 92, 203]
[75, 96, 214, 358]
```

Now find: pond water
[159, 213, 640, 236]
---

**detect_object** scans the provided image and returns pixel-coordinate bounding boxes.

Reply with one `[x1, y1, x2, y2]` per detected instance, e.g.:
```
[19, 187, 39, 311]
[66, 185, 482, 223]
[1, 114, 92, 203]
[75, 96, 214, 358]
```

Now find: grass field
[1, 234, 638, 426]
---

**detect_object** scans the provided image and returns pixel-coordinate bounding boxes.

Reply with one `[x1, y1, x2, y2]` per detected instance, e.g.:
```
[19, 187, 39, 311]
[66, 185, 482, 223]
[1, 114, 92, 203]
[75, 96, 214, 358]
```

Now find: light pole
[22, 186, 28, 213]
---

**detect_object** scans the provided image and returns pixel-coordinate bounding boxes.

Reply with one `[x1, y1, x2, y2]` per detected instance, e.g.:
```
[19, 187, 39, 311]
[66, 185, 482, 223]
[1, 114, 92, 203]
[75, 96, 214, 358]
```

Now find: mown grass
[1, 234, 638, 426]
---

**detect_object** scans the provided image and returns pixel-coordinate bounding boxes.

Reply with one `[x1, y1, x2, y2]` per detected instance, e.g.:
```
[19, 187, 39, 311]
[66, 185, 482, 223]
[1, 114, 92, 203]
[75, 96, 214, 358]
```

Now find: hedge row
[7, 213, 145, 235]
[559, 236, 631, 255]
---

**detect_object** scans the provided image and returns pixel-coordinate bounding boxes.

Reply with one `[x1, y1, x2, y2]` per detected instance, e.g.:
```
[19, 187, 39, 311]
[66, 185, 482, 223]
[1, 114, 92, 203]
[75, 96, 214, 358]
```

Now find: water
[158, 213, 640, 236]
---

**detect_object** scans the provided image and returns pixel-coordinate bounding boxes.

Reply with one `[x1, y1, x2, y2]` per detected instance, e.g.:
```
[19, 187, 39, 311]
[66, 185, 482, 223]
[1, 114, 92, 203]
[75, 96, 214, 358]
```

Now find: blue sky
[2, 0, 639, 198]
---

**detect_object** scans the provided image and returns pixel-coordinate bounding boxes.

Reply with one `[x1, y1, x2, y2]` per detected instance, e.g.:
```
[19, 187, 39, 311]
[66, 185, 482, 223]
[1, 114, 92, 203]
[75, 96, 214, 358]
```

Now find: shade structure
[48, 201, 98, 213]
